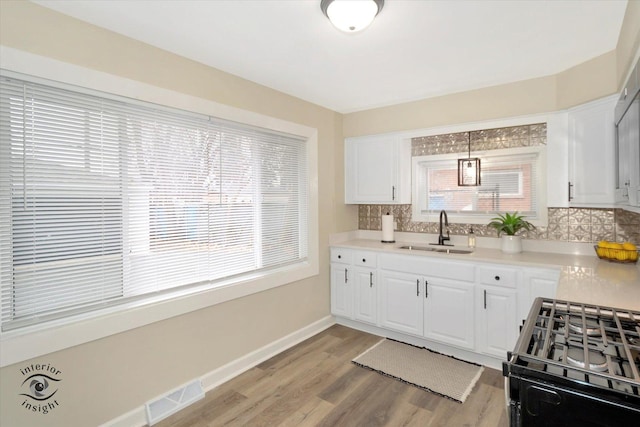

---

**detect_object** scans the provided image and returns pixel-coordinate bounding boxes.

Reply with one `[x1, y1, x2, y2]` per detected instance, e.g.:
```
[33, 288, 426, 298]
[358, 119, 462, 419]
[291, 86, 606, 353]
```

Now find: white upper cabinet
[615, 59, 640, 208]
[345, 135, 411, 204]
[567, 95, 618, 206]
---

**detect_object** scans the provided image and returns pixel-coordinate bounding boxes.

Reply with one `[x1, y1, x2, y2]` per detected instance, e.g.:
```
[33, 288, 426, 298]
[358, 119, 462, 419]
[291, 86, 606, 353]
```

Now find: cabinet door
[331, 264, 352, 318]
[568, 96, 617, 205]
[378, 270, 423, 336]
[476, 286, 518, 358]
[616, 97, 640, 206]
[424, 278, 475, 350]
[345, 136, 410, 204]
[519, 269, 559, 322]
[353, 267, 376, 325]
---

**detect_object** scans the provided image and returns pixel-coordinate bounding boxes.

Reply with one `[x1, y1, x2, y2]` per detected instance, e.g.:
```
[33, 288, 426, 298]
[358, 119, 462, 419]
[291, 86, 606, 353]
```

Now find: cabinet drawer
[379, 254, 474, 282]
[331, 248, 352, 264]
[478, 266, 518, 288]
[354, 251, 377, 268]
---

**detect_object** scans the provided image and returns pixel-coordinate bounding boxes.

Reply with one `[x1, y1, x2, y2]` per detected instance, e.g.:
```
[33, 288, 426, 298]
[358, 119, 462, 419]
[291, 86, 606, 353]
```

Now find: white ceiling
[32, 0, 628, 113]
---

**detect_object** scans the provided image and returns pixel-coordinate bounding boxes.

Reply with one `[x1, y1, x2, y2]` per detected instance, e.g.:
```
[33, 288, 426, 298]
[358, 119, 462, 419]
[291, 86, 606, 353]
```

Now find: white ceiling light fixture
[321, 0, 384, 33]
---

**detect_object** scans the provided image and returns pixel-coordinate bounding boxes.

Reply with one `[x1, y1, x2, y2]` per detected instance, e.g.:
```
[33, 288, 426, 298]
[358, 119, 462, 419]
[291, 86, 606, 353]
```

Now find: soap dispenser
[468, 227, 476, 249]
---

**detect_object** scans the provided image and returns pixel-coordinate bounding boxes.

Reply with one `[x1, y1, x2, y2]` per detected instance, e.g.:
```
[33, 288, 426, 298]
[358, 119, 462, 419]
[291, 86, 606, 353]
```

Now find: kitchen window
[412, 147, 546, 225]
[0, 72, 310, 332]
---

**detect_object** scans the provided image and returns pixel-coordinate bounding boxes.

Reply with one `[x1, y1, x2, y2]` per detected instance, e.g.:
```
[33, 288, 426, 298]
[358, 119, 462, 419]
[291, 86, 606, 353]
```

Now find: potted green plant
[487, 212, 534, 253]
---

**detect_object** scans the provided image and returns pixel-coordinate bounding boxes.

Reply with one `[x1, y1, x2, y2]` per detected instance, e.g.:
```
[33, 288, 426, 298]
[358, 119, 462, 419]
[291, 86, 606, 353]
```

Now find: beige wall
[617, 0, 640, 88]
[342, 59, 621, 138]
[343, 75, 559, 137]
[0, 1, 346, 426]
[556, 50, 618, 109]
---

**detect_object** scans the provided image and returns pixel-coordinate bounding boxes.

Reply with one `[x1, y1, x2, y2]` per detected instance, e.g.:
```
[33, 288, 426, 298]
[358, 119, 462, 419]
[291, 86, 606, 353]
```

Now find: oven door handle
[503, 360, 510, 415]
[504, 376, 510, 413]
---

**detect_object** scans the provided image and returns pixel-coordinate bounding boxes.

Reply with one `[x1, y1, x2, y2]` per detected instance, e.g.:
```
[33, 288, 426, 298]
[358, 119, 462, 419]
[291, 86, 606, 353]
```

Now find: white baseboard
[100, 315, 335, 427]
[199, 315, 335, 392]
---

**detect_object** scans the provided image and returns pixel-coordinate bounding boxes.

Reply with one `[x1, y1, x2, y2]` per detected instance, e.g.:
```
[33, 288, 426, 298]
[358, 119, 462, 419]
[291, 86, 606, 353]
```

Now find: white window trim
[412, 146, 548, 226]
[0, 47, 319, 367]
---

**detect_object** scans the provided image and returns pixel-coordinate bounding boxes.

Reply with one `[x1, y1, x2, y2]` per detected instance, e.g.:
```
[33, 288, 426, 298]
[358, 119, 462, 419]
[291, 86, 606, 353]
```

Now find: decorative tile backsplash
[358, 205, 640, 244]
[359, 123, 640, 245]
[412, 123, 546, 156]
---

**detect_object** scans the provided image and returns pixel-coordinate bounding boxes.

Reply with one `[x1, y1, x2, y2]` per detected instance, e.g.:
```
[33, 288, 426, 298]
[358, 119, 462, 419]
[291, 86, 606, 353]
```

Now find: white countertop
[331, 231, 640, 312]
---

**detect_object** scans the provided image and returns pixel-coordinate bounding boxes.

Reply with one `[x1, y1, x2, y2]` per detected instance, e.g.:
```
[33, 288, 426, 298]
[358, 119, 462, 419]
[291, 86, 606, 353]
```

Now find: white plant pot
[501, 235, 523, 254]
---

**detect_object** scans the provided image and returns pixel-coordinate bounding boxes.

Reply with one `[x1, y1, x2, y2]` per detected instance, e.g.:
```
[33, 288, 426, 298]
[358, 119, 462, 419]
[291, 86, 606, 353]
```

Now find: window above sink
[412, 146, 547, 226]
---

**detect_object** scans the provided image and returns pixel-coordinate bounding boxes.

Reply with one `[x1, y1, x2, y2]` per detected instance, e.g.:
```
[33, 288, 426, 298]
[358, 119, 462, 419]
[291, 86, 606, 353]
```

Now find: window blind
[0, 73, 308, 331]
[423, 153, 538, 215]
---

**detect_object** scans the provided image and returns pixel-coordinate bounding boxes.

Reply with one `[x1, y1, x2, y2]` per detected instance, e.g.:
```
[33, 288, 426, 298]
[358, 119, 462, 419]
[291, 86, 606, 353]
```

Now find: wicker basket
[594, 245, 639, 264]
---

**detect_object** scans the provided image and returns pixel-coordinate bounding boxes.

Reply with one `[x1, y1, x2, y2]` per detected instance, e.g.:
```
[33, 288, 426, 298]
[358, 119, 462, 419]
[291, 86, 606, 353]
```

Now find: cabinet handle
[370, 272, 373, 287]
[624, 180, 630, 197]
[338, 255, 341, 259]
[362, 258, 366, 263]
[344, 268, 348, 283]
[495, 275, 500, 281]
[392, 186, 396, 201]
[484, 289, 487, 309]
[425, 280, 428, 299]
[416, 279, 420, 296]
[568, 182, 573, 202]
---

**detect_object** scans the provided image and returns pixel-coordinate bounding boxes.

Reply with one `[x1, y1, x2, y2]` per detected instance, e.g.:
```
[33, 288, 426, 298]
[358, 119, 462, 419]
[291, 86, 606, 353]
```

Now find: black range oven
[503, 298, 640, 427]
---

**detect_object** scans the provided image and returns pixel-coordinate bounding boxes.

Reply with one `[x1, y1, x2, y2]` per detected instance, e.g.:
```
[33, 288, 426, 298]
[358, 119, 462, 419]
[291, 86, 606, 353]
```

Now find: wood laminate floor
[154, 325, 509, 427]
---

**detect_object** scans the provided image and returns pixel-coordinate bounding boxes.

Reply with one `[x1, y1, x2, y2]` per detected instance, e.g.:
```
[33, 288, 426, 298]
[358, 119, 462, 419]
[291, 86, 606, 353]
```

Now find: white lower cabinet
[330, 263, 352, 318]
[330, 247, 560, 364]
[423, 277, 475, 350]
[378, 270, 423, 336]
[476, 265, 520, 358]
[520, 268, 560, 322]
[353, 266, 376, 324]
[476, 285, 518, 358]
[330, 248, 378, 323]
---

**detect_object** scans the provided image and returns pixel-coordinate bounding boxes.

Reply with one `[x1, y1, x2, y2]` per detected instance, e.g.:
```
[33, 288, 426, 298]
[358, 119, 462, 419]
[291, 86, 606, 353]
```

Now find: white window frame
[0, 47, 319, 367]
[412, 146, 547, 226]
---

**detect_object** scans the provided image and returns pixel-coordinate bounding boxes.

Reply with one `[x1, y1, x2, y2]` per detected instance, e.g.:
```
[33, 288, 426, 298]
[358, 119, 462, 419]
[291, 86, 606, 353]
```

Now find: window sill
[0, 260, 318, 367]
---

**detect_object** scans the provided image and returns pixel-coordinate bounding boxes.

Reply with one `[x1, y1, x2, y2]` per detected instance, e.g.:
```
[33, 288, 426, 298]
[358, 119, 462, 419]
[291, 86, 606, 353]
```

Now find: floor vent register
[145, 379, 204, 425]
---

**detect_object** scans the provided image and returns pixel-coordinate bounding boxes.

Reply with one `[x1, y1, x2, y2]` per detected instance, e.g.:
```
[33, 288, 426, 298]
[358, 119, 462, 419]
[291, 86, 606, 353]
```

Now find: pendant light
[321, 0, 384, 33]
[458, 132, 481, 186]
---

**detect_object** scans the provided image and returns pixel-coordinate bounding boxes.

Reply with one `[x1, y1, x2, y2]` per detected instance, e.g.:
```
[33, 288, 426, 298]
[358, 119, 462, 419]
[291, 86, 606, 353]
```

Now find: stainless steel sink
[398, 245, 472, 254]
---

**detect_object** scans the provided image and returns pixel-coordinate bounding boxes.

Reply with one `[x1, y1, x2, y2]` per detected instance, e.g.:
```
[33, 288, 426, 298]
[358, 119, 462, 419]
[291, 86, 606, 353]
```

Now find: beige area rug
[352, 338, 484, 403]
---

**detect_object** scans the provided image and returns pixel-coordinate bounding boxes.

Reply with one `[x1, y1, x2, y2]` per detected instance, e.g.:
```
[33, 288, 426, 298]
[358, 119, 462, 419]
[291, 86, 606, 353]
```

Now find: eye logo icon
[21, 374, 60, 401]
[18, 363, 62, 415]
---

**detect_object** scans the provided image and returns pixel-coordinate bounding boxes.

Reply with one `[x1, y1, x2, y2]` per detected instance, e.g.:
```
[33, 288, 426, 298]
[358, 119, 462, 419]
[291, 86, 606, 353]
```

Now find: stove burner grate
[511, 298, 640, 397]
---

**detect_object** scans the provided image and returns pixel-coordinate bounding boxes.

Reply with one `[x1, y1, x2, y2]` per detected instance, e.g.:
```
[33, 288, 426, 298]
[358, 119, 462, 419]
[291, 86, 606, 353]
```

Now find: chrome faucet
[437, 210, 452, 246]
